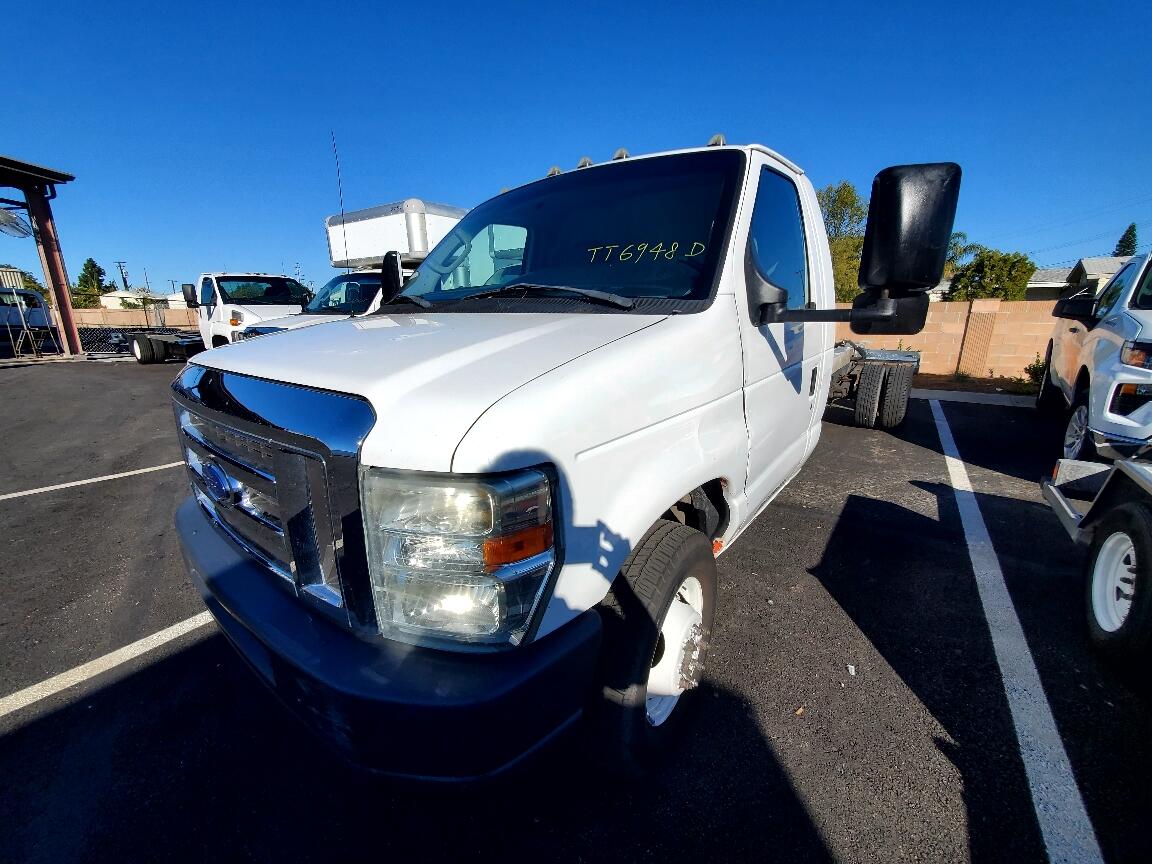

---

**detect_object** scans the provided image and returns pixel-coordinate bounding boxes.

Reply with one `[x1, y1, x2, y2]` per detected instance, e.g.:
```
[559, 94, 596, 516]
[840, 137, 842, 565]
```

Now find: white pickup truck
[172, 142, 959, 779]
[1038, 253, 1152, 460]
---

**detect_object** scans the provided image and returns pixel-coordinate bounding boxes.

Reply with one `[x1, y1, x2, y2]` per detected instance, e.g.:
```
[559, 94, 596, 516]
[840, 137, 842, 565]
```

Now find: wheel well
[1075, 367, 1091, 396]
[661, 479, 730, 540]
[212, 335, 229, 348]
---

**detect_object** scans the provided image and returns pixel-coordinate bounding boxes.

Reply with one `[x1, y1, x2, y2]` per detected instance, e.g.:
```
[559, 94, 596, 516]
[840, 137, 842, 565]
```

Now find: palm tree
[945, 232, 984, 278]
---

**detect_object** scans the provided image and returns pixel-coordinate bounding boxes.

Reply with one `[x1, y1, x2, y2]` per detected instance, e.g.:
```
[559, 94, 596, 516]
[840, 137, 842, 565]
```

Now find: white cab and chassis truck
[172, 144, 959, 778]
[129, 273, 311, 363]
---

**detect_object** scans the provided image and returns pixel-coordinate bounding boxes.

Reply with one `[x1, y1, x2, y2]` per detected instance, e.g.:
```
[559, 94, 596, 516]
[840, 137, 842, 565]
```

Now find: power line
[982, 190, 1152, 245]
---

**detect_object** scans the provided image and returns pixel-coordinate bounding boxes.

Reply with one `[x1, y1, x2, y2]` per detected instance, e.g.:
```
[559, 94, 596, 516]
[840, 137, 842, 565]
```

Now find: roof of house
[1028, 267, 1072, 285]
[1069, 256, 1132, 283]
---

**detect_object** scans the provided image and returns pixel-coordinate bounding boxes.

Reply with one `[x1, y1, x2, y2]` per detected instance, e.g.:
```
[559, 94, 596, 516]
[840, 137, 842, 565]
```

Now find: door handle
[809, 367, 818, 396]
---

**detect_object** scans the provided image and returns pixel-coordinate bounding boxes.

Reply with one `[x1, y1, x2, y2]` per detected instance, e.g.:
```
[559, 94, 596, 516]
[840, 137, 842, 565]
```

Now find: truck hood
[194, 312, 667, 470]
[230, 303, 305, 323]
[249, 312, 348, 332]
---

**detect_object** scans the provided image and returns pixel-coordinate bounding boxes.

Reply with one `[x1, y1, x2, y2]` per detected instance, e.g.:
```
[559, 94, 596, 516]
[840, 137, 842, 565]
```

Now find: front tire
[1063, 391, 1097, 461]
[1085, 504, 1152, 665]
[593, 521, 717, 771]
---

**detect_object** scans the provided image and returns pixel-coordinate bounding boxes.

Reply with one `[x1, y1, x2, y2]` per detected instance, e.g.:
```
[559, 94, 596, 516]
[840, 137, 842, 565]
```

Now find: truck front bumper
[176, 498, 602, 781]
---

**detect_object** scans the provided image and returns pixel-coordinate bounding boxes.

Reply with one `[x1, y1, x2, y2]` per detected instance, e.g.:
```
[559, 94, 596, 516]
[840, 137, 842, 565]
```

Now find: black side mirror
[857, 162, 962, 296]
[181, 283, 199, 308]
[754, 163, 960, 335]
[381, 251, 404, 301]
[1053, 295, 1096, 320]
[849, 162, 960, 335]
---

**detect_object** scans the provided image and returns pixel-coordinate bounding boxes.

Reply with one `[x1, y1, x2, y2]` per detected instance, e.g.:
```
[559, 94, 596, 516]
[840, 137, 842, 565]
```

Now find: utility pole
[114, 261, 130, 291]
[169, 280, 178, 294]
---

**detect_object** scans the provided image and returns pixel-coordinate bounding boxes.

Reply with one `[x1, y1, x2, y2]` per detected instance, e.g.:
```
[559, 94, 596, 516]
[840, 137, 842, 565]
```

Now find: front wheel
[1085, 504, 1152, 665]
[593, 522, 717, 771]
[1063, 395, 1097, 461]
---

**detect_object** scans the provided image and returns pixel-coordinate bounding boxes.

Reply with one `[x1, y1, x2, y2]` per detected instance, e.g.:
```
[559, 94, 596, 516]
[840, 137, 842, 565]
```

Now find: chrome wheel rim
[131, 339, 142, 360]
[1064, 405, 1089, 459]
[1092, 532, 1136, 633]
[646, 576, 705, 727]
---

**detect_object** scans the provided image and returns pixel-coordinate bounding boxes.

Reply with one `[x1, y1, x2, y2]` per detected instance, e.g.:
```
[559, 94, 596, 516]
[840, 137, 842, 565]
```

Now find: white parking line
[929, 400, 1103, 864]
[0, 461, 184, 501]
[0, 612, 214, 721]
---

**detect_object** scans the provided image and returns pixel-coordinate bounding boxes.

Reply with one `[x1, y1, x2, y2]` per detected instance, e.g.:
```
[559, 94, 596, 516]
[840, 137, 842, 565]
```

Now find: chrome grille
[171, 364, 377, 630]
[177, 406, 344, 606]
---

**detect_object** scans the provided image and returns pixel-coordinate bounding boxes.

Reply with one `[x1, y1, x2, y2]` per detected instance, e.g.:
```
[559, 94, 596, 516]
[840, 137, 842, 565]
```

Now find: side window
[199, 278, 215, 308]
[439, 224, 528, 291]
[1096, 264, 1135, 318]
[1128, 264, 1152, 311]
[748, 167, 808, 311]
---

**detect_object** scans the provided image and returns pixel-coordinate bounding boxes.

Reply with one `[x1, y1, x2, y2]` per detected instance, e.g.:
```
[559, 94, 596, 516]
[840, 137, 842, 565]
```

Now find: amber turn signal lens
[483, 523, 554, 569]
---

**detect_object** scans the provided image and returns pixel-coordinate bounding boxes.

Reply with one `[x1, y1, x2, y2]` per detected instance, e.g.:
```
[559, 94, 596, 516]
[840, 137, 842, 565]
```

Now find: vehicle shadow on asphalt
[823, 398, 1067, 483]
[0, 634, 834, 863]
[808, 485, 1050, 862]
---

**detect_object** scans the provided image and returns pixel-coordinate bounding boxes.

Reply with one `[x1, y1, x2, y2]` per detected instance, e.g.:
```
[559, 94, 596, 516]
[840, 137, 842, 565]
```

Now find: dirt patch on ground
[913, 373, 1039, 396]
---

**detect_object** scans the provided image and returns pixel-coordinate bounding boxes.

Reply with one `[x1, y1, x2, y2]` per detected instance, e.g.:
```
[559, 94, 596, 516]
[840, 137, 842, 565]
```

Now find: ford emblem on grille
[202, 461, 238, 506]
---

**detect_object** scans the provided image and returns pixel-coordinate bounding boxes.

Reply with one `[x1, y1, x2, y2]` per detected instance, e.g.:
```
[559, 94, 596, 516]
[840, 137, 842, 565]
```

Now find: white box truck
[238, 201, 469, 341]
[326, 199, 469, 269]
[172, 141, 958, 779]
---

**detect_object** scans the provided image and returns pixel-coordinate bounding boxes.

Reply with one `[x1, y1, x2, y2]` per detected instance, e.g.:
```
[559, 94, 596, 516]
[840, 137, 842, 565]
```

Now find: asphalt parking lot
[1, 361, 1149, 863]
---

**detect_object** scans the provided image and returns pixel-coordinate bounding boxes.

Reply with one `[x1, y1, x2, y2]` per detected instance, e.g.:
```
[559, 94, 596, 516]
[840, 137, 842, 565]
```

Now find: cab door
[739, 158, 826, 511]
[196, 277, 216, 347]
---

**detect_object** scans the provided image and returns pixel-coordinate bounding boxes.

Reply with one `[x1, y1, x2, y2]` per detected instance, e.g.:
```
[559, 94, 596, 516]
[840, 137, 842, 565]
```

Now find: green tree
[949, 249, 1036, 301]
[817, 180, 868, 301]
[1114, 223, 1138, 257]
[944, 232, 984, 278]
[72, 257, 116, 309]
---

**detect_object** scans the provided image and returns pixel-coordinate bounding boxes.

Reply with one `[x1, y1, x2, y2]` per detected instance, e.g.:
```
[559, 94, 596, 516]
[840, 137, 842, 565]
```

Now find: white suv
[1039, 254, 1152, 459]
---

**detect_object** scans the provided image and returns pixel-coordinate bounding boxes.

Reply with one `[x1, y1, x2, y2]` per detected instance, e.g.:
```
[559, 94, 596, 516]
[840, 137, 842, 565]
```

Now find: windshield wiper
[377, 293, 432, 311]
[456, 283, 635, 310]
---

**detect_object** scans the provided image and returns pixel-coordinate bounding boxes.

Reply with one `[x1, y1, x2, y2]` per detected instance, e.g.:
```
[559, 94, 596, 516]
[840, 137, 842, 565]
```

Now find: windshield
[306, 273, 380, 314]
[216, 276, 311, 306]
[400, 150, 744, 308]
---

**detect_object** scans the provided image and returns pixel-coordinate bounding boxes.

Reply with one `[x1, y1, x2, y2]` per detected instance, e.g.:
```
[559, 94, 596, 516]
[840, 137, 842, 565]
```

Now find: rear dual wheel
[131, 335, 162, 364]
[855, 362, 914, 429]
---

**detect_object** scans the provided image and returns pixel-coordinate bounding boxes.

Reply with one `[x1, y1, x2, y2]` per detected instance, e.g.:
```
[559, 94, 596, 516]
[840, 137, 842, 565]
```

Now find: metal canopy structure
[0, 155, 81, 355]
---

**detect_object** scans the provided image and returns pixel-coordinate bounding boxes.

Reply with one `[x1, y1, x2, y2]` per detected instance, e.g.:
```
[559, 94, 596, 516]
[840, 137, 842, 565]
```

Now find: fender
[451, 299, 747, 640]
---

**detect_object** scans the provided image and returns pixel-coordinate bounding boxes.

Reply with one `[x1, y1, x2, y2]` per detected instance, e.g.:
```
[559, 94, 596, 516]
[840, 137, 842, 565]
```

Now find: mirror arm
[759, 297, 896, 325]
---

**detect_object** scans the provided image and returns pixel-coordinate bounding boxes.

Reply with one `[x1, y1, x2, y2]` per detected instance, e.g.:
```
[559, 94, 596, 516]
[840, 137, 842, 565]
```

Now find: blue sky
[4, 0, 1150, 291]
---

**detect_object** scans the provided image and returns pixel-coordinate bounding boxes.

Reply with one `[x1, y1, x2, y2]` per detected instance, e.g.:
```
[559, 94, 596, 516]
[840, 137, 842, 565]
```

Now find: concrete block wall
[70, 308, 199, 328]
[835, 300, 1057, 377]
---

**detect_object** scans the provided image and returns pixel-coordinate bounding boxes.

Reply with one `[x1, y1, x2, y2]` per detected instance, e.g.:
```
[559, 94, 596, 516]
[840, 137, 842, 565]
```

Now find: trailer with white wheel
[1042, 456, 1152, 663]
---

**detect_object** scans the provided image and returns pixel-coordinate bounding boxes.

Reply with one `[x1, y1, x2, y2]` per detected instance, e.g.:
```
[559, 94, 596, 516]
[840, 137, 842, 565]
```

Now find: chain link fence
[78, 326, 192, 354]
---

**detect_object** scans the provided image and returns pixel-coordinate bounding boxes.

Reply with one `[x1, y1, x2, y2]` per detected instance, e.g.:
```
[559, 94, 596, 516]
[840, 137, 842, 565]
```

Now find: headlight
[1120, 341, 1152, 369]
[360, 467, 555, 648]
[229, 309, 245, 327]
